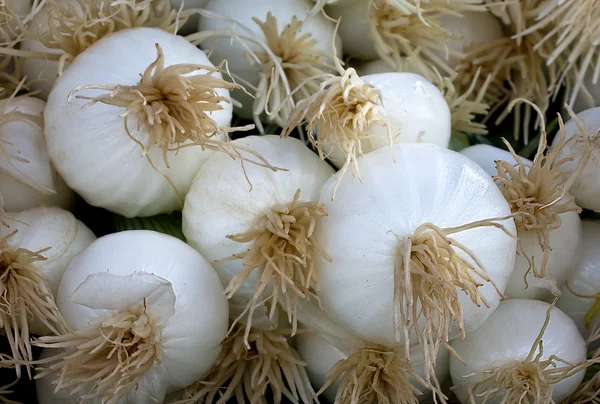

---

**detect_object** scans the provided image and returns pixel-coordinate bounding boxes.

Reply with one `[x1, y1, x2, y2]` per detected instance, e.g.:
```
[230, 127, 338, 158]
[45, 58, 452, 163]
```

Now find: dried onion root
[564, 320, 600, 403]
[250, 12, 336, 128]
[319, 346, 444, 404]
[466, 300, 595, 404]
[0, 230, 67, 378]
[33, 300, 163, 404]
[282, 59, 389, 198]
[393, 218, 513, 380]
[0, 379, 19, 404]
[222, 189, 329, 346]
[173, 325, 314, 404]
[493, 100, 591, 284]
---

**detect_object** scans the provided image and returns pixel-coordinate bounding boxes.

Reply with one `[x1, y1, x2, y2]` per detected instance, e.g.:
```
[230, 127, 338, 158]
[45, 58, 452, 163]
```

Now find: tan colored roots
[319, 347, 442, 404]
[494, 102, 591, 284]
[466, 300, 592, 404]
[34, 301, 163, 404]
[0, 231, 67, 378]
[442, 69, 492, 135]
[252, 13, 336, 128]
[393, 220, 511, 380]
[282, 66, 389, 198]
[0, 379, 19, 404]
[223, 189, 329, 347]
[20, 0, 187, 73]
[174, 325, 314, 404]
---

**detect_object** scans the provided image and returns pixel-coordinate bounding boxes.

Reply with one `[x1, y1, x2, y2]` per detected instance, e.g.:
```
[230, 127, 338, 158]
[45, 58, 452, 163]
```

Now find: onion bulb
[551, 107, 600, 212]
[557, 220, 600, 341]
[44, 27, 239, 218]
[460, 109, 585, 300]
[283, 61, 450, 194]
[19, 0, 187, 100]
[450, 299, 587, 403]
[0, 95, 74, 213]
[0, 206, 95, 376]
[183, 135, 334, 341]
[34, 230, 229, 401]
[295, 302, 450, 403]
[197, 0, 340, 127]
[314, 143, 516, 380]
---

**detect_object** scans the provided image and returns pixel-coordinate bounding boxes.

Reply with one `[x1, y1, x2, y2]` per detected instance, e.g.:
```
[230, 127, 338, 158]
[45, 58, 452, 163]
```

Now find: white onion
[450, 299, 587, 403]
[315, 143, 516, 354]
[551, 107, 600, 212]
[0, 96, 74, 212]
[183, 135, 334, 333]
[44, 27, 231, 217]
[461, 143, 582, 300]
[47, 230, 228, 397]
[557, 220, 600, 341]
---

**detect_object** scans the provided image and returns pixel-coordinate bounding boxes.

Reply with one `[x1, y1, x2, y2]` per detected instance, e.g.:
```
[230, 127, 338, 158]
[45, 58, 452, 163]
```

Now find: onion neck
[224, 189, 328, 347]
[0, 230, 65, 378]
[176, 324, 313, 404]
[34, 301, 163, 403]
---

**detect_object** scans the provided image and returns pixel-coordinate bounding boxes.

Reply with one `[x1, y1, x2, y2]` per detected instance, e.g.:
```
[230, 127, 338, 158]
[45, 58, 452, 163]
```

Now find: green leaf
[110, 212, 186, 242]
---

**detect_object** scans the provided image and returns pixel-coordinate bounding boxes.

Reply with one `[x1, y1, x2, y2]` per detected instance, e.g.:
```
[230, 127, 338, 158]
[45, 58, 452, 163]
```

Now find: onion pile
[0, 1, 598, 403]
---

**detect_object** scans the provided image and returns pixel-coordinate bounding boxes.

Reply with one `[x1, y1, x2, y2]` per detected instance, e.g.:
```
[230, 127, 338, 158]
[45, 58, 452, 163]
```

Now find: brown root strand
[20, 0, 189, 72]
[222, 189, 329, 348]
[252, 12, 336, 127]
[33, 301, 163, 404]
[0, 230, 67, 379]
[173, 325, 314, 404]
[466, 299, 596, 404]
[319, 346, 446, 404]
[282, 67, 390, 199]
[0, 379, 20, 404]
[393, 220, 510, 382]
[493, 101, 591, 284]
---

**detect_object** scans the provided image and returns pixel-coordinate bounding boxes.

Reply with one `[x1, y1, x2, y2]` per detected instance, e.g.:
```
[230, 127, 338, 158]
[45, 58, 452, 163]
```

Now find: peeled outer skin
[296, 331, 451, 403]
[44, 27, 230, 218]
[326, 72, 452, 169]
[316, 143, 517, 348]
[326, 0, 377, 61]
[198, 0, 341, 121]
[552, 107, 600, 211]
[182, 135, 334, 329]
[56, 230, 229, 392]
[450, 299, 587, 404]
[0, 96, 75, 212]
[557, 221, 600, 340]
[437, 11, 504, 65]
[461, 144, 583, 300]
[36, 348, 169, 404]
[0, 207, 96, 335]
[20, 0, 68, 100]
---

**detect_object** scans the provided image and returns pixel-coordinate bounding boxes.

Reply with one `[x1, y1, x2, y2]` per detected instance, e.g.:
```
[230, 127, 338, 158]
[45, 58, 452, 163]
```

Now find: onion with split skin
[197, 0, 340, 127]
[314, 143, 516, 382]
[0, 206, 95, 376]
[34, 230, 229, 402]
[0, 95, 74, 213]
[183, 135, 334, 342]
[460, 141, 583, 300]
[44, 27, 236, 218]
[450, 299, 588, 403]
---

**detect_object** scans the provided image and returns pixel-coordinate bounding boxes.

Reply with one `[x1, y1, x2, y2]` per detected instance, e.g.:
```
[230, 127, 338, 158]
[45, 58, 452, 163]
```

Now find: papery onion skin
[557, 221, 600, 341]
[44, 27, 230, 218]
[0, 96, 75, 212]
[461, 144, 582, 300]
[551, 107, 600, 212]
[296, 330, 451, 403]
[56, 230, 229, 392]
[450, 299, 587, 403]
[315, 143, 516, 348]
